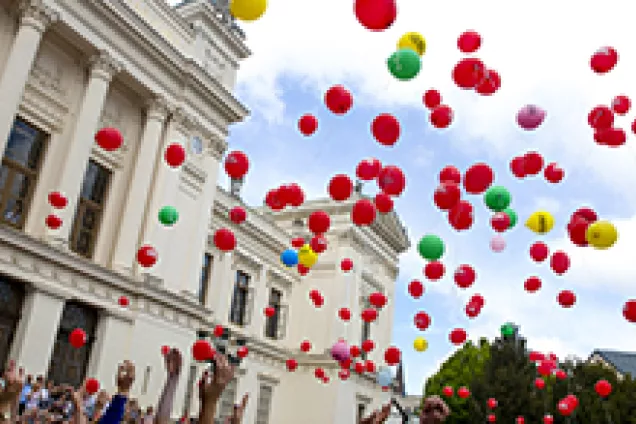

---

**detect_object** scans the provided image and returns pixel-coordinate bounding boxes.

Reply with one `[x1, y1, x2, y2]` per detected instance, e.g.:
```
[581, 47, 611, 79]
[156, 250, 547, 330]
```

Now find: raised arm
[198, 353, 235, 424]
[99, 360, 135, 424]
[154, 348, 183, 424]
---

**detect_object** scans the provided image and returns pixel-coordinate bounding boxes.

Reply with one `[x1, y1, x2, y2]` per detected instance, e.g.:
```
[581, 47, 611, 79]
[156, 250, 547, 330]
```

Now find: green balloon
[417, 234, 445, 261]
[387, 49, 421, 81]
[500, 323, 515, 337]
[158, 206, 179, 226]
[503, 208, 517, 229]
[484, 186, 512, 212]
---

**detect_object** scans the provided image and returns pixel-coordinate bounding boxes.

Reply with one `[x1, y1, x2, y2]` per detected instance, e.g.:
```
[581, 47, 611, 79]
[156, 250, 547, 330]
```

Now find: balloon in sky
[354, 0, 397, 31]
[500, 323, 515, 337]
[418, 235, 445, 261]
[413, 337, 428, 352]
[503, 208, 518, 228]
[525, 211, 555, 234]
[229, 0, 267, 21]
[490, 235, 506, 252]
[397, 32, 426, 56]
[280, 249, 299, 267]
[387, 49, 421, 81]
[298, 244, 318, 268]
[516, 105, 546, 130]
[586, 220, 618, 249]
[484, 186, 512, 212]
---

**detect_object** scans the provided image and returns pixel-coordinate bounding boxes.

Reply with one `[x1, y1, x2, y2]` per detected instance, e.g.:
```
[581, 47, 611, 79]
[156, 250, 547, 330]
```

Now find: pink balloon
[331, 340, 351, 362]
[490, 235, 506, 252]
[516, 105, 546, 130]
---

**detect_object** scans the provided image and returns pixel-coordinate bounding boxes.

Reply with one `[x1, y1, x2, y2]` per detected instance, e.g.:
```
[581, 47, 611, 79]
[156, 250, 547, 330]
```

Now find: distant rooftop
[175, 0, 246, 40]
[591, 349, 636, 377]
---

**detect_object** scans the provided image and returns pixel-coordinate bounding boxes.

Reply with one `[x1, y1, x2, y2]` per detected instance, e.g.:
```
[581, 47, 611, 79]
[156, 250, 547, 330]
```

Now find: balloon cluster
[387, 32, 426, 81]
[452, 31, 501, 96]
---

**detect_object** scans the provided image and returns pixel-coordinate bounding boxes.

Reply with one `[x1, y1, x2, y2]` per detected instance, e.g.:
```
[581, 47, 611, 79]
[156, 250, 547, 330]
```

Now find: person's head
[26, 375, 33, 385]
[146, 406, 154, 415]
[419, 396, 450, 424]
[47, 381, 53, 390]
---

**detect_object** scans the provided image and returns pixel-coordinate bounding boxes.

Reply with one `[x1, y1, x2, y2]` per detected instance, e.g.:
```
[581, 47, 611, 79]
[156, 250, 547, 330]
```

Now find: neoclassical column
[111, 96, 169, 274]
[47, 50, 122, 246]
[0, 0, 58, 157]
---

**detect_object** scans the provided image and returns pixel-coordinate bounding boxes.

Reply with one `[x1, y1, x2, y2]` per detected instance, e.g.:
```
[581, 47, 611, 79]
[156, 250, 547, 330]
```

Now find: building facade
[588, 349, 636, 380]
[0, 0, 410, 422]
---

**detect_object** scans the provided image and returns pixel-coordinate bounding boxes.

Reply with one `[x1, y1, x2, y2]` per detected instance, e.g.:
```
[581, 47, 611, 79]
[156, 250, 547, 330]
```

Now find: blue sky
[169, 0, 636, 395]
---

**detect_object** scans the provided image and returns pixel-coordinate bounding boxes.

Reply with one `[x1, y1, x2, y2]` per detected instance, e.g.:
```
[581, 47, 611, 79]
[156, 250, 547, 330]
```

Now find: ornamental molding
[18, 0, 59, 31]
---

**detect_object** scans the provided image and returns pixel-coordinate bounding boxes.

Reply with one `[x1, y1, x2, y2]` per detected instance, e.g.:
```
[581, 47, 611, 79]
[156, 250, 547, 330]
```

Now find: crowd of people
[0, 349, 449, 424]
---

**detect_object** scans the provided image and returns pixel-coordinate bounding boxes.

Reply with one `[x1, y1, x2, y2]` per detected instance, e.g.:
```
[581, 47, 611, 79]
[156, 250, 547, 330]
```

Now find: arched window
[0, 278, 25, 372]
[47, 301, 98, 387]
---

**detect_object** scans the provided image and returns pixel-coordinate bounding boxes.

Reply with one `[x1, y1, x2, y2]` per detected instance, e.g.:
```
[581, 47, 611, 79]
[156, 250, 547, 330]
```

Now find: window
[0, 118, 47, 229]
[182, 364, 198, 417]
[0, 278, 25, 373]
[357, 403, 367, 423]
[229, 271, 250, 326]
[255, 383, 274, 424]
[199, 253, 213, 304]
[69, 160, 111, 258]
[265, 288, 283, 339]
[361, 300, 371, 360]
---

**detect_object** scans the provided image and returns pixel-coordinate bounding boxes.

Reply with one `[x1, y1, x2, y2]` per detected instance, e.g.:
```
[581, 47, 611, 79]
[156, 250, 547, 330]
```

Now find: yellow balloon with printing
[525, 210, 555, 234]
[397, 32, 427, 56]
[229, 0, 267, 22]
[414, 337, 428, 352]
[298, 244, 318, 268]
[585, 220, 618, 249]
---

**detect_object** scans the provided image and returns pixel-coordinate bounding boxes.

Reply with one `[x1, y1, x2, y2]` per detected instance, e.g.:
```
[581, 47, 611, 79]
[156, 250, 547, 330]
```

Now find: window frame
[199, 253, 213, 304]
[229, 271, 251, 326]
[264, 287, 283, 340]
[255, 381, 274, 424]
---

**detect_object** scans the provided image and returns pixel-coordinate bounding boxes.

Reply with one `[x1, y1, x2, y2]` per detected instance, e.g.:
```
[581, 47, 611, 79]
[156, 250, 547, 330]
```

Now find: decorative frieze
[18, 0, 58, 33]
[88, 50, 123, 82]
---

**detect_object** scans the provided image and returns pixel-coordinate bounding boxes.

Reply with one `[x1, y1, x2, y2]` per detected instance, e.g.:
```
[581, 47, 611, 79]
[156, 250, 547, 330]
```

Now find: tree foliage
[422, 330, 636, 423]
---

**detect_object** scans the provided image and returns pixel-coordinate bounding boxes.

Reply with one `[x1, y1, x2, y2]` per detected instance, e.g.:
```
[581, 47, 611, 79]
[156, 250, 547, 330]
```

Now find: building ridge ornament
[89, 50, 124, 82]
[18, 0, 59, 32]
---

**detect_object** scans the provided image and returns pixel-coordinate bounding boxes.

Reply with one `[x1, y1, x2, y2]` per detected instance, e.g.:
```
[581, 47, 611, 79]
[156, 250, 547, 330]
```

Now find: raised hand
[199, 353, 235, 406]
[420, 396, 450, 424]
[0, 360, 24, 404]
[360, 403, 391, 424]
[224, 393, 248, 424]
[165, 349, 182, 379]
[116, 360, 136, 394]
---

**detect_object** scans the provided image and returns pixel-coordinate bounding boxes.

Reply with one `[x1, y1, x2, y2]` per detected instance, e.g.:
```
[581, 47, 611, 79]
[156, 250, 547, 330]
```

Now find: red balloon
[328, 174, 354, 201]
[137, 245, 158, 268]
[361, 339, 375, 352]
[356, 158, 382, 181]
[449, 328, 467, 345]
[48, 191, 67, 209]
[338, 307, 351, 321]
[286, 358, 298, 372]
[567, 216, 591, 247]
[550, 251, 570, 275]
[354, 362, 365, 374]
[523, 151, 544, 175]
[300, 340, 311, 352]
[632, 118, 636, 136]
[224, 151, 249, 179]
[543, 415, 554, 424]
[490, 212, 511, 232]
[192, 339, 214, 361]
[369, 292, 387, 308]
[285, 183, 305, 207]
[611, 95, 630, 115]
[340, 258, 354, 272]
[595, 127, 627, 147]
[465, 302, 481, 319]
[414, 311, 431, 331]
[213, 325, 225, 338]
[361, 308, 378, 323]
[452, 58, 485, 89]
[442, 386, 454, 397]
[463, 163, 494, 194]
[297, 264, 309, 276]
[291, 237, 305, 249]
[354, 0, 397, 31]
[161, 345, 171, 356]
[408, 280, 424, 299]
[537, 360, 554, 376]
[524, 276, 542, 293]
[324, 85, 353, 115]
[590, 47, 618, 74]
[45, 214, 62, 230]
[448, 208, 474, 231]
[487, 398, 498, 409]
[623, 299, 636, 323]
[350, 345, 361, 357]
[430, 105, 454, 129]
[424, 261, 445, 281]
[298, 114, 318, 136]
[314, 368, 325, 379]
[470, 294, 485, 308]
[529, 241, 549, 262]
[377, 165, 406, 196]
[85, 378, 100, 395]
[95, 127, 123, 151]
[213, 228, 236, 252]
[264, 307, 275, 318]
[557, 290, 576, 308]
[458, 30, 481, 53]
[365, 360, 375, 373]
[516, 417, 525, 424]
[572, 207, 598, 223]
[487, 414, 496, 423]
[351, 199, 376, 226]
[423, 89, 442, 109]
[338, 369, 350, 380]
[372, 113, 401, 146]
[308, 211, 330, 234]
[454, 265, 476, 289]
[439, 166, 461, 184]
[475, 69, 501, 96]
[384, 346, 401, 366]
[449, 200, 473, 218]
[69, 328, 87, 348]
[433, 182, 461, 210]
[544, 162, 564, 183]
[118, 296, 129, 307]
[555, 369, 567, 380]
[588, 105, 614, 130]
[229, 206, 247, 224]
[457, 387, 470, 398]
[265, 189, 284, 211]
[165, 143, 186, 168]
[374, 192, 394, 213]
[510, 156, 527, 178]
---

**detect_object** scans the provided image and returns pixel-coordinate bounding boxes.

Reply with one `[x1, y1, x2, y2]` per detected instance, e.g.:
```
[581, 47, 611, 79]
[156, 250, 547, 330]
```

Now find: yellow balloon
[298, 244, 318, 268]
[585, 220, 618, 249]
[414, 337, 428, 352]
[525, 210, 555, 234]
[229, 0, 267, 22]
[397, 32, 426, 56]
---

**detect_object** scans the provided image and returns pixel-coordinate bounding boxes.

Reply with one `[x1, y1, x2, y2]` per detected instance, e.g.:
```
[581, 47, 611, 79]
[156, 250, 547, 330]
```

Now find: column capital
[170, 106, 199, 131]
[18, 0, 59, 32]
[145, 95, 170, 122]
[88, 50, 123, 82]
